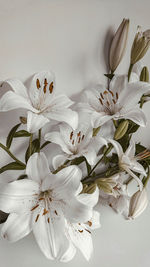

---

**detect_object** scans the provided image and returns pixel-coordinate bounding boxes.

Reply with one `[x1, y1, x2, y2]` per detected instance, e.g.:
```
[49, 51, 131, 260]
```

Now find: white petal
[85, 211, 101, 230]
[27, 111, 49, 133]
[45, 94, 74, 109]
[130, 161, 147, 176]
[91, 111, 113, 128]
[0, 91, 36, 112]
[26, 152, 50, 183]
[4, 79, 29, 98]
[0, 180, 39, 213]
[46, 108, 78, 130]
[124, 168, 143, 191]
[119, 108, 147, 127]
[65, 198, 93, 223]
[42, 165, 82, 198]
[33, 210, 69, 260]
[110, 75, 127, 96]
[52, 154, 68, 170]
[45, 131, 72, 154]
[82, 148, 97, 165]
[125, 140, 135, 157]
[1, 213, 32, 242]
[108, 139, 123, 158]
[60, 242, 76, 262]
[68, 223, 93, 261]
[77, 187, 99, 208]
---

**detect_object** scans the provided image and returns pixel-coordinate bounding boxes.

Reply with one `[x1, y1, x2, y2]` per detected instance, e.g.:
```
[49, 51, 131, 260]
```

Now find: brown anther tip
[49, 82, 53, 94]
[88, 221, 92, 227]
[78, 137, 81, 143]
[104, 90, 108, 94]
[43, 208, 49, 216]
[106, 101, 110, 106]
[31, 204, 39, 211]
[39, 197, 44, 201]
[72, 140, 75, 145]
[70, 131, 73, 140]
[109, 90, 114, 97]
[47, 218, 50, 223]
[100, 93, 104, 100]
[85, 229, 91, 234]
[43, 78, 48, 93]
[112, 99, 116, 104]
[49, 197, 52, 202]
[82, 135, 85, 140]
[54, 210, 58, 216]
[99, 98, 103, 105]
[116, 92, 119, 100]
[36, 79, 41, 89]
[78, 230, 83, 233]
[77, 131, 81, 137]
[35, 214, 40, 222]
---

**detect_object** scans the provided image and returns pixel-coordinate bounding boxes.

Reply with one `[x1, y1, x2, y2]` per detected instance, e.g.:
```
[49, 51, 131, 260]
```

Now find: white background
[0, 0, 150, 266]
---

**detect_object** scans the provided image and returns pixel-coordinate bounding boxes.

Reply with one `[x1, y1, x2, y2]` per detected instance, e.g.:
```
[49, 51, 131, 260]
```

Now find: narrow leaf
[25, 139, 40, 163]
[0, 211, 8, 224]
[0, 162, 25, 174]
[40, 141, 51, 150]
[14, 130, 31, 138]
[6, 123, 21, 148]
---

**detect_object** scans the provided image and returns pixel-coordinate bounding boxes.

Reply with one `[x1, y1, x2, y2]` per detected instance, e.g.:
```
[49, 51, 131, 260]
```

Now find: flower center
[98, 89, 119, 115]
[69, 130, 85, 154]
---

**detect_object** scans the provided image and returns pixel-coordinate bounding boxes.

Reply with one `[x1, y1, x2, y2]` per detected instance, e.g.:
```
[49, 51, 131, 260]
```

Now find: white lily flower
[65, 188, 100, 261]
[0, 71, 78, 133]
[0, 152, 99, 261]
[77, 74, 150, 128]
[109, 139, 146, 191]
[45, 122, 107, 169]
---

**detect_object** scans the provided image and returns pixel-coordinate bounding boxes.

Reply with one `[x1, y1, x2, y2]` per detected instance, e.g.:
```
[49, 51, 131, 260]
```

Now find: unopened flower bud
[140, 66, 149, 82]
[82, 183, 97, 194]
[131, 26, 150, 65]
[128, 188, 148, 219]
[114, 120, 129, 140]
[20, 116, 27, 124]
[109, 18, 129, 73]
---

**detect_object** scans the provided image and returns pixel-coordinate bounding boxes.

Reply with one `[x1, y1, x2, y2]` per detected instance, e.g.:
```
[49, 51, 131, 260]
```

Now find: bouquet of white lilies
[0, 18, 150, 262]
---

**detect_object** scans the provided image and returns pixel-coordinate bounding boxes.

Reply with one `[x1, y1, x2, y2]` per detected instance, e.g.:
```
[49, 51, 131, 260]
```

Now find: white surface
[0, 0, 150, 266]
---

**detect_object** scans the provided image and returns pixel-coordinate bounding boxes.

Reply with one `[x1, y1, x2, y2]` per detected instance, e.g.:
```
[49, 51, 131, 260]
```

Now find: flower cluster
[0, 19, 150, 262]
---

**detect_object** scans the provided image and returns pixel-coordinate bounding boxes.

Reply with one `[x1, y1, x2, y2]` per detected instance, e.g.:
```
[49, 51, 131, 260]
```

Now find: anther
[55, 210, 58, 216]
[47, 218, 50, 223]
[36, 79, 41, 89]
[109, 90, 114, 97]
[43, 208, 49, 215]
[43, 78, 48, 94]
[99, 98, 103, 105]
[31, 204, 39, 211]
[88, 221, 92, 227]
[106, 101, 110, 106]
[100, 93, 104, 100]
[103, 90, 108, 94]
[78, 230, 83, 233]
[70, 131, 73, 140]
[85, 229, 91, 234]
[82, 135, 85, 140]
[39, 197, 44, 201]
[49, 82, 53, 94]
[78, 137, 81, 143]
[77, 131, 81, 137]
[116, 92, 119, 100]
[112, 99, 116, 104]
[72, 140, 74, 145]
[35, 214, 40, 222]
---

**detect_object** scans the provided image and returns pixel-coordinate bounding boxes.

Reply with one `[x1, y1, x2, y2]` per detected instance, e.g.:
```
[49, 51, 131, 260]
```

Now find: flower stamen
[36, 79, 41, 89]
[49, 82, 53, 94]
[31, 204, 39, 211]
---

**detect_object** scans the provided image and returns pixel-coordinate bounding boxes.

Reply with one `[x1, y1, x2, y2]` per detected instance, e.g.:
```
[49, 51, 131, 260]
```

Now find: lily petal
[45, 131, 72, 155]
[1, 213, 32, 242]
[77, 187, 99, 208]
[4, 79, 29, 98]
[52, 154, 68, 170]
[26, 152, 50, 183]
[27, 111, 49, 133]
[108, 139, 123, 158]
[0, 180, 39, 213]
[119, 108, 147, 127]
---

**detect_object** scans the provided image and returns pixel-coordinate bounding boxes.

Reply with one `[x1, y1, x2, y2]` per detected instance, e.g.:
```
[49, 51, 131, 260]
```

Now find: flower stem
[29, 134, 33, 157]
[128, 63, 134, 81]
[0, 142, 25, 167]
[38, 129, 41, 152]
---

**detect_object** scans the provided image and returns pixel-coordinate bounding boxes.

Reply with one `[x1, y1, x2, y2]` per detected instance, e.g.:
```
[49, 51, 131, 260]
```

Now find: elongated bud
[131, 26, 150, 65]
[93, 126, 101, 137]
[140, 66, 149, 82]
[109, 18, 129, 73]
[128, 188, 148, 219]
[114, 120, 129, 140]
[20, 116, 27, 124]
[82, 183, 97, 194]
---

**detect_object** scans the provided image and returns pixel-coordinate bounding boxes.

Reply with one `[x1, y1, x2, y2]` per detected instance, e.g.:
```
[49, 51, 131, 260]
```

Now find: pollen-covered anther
[112, 99, 116, 104]
[72, 140, 75, 145]
[39, 197, 44, 201]
[100, 93, 104, 100]
[116, 92, 119, 100]
[85, 228, 91, 234]
[109, 90, 114, 97]
[77, 131, 81, 137]
[55, 210, 58, 216]
[31, 204, 39, 211]
[70, 131, 73, 140]
[47, 217, 50, 223]
[43, 208, 49, 216]
[49, 82, 53, 94]
[78, 230, 83, 233]
[35, 214, 40, 222]
[103, 90, 108, 95]
[78, 137, 81, 143]
[106, 101, 110, 106]
[99, 98, 103, 105]
[82, 135, 85, 140]
[43, 78, 48, 94]
[36, 79, 41, 89]
[87, 221, 92, 227]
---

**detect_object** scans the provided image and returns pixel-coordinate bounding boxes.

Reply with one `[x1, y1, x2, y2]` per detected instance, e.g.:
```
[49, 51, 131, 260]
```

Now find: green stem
[53, 160, 70, 174]
[38, 129, 41, 152]
[128, 63, 134, 82]
[29, 134, 33, 157]
[0, 142, 25, 167]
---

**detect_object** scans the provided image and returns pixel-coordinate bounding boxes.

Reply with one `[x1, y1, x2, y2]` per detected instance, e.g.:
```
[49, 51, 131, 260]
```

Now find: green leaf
[6, 123, 21, 148]
[0, 162, 25, 174]
[25, 139, 40, 163]
[136, 143, 146, 154]
[14, 130, 31, 138]
[104, 73, 114, 80]
[17, 174, 27, 180]
[0, 211, 8, 224]
[40, 141, 51, 150]
[127, 121, 139, 134]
